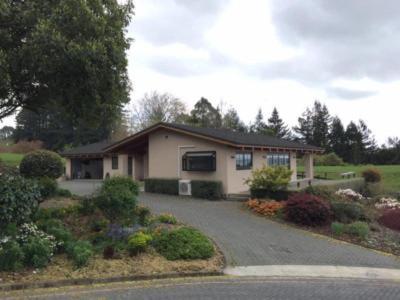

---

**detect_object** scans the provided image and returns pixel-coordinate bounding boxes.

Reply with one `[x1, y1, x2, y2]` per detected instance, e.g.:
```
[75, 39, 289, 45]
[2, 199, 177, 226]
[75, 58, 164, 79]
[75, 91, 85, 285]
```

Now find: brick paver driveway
[139, 193, 400, 268]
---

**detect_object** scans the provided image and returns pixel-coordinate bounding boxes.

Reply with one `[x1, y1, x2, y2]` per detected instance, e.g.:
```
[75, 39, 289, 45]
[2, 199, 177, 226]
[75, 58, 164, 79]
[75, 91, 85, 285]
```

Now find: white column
[290, 152, 297, 181]
[65, 158, 72, 179]
[304, 153, 314, 179]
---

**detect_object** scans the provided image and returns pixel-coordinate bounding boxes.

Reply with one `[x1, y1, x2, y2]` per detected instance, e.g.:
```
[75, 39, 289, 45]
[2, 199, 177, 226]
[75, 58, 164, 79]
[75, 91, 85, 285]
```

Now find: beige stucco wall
[103, 154, 129, 178]
[65, 158, 71, 179]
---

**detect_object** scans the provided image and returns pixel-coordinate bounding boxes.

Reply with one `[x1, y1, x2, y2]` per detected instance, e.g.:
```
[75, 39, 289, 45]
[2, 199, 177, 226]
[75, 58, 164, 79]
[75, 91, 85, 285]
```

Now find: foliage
[331, 222, 345, 236]
[103, 245, 115, 259]
[127, 232, 152, 256]
[158, 214, 178, 225]
[37, 177, 58, 200]
[375, 197, 400, 210]
[331, 201, 365, 223]
[57, 188, 72, 197]
[22, 236, 55, 268]
[187, 98, 222, 128]
[191, 180, 223, 200]
[0, 175, 41, 228]
[144, 178, 179, 195]
[106, 224, 133, 241]
[0, 140, 43, 154]
[90, 218, 110, 233]
[37, 219, 72, 252]
[249, 108, 270, 134]
[78, 197, 97, 216]
[135, 206, 151, 226]
[267, 107, 291, 139]
[20, 150, 64, 179]
[66, 240, 93, 268]
[250, 189, 291, 201]
[362, 168, 382, 183]
[222, 107, 247, 132]
[378, 209, 400, 231]
[304, 185, 336, 201]
[246, 199, 285, 217]
[96, 177, 138, 222]
[284, 193, 331, 226]
[0, 240, 24, 271]
[246, 165, 292, 193]
[335, 189, 363, 201]
[345, 221, 369, 239]
[314, 153, 344, 166]
[153, 227, 214, 260]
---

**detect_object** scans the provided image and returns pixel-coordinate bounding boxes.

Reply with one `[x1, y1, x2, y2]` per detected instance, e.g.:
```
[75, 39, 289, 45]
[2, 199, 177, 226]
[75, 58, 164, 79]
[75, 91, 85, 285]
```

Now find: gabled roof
[61, 140, 113, 157]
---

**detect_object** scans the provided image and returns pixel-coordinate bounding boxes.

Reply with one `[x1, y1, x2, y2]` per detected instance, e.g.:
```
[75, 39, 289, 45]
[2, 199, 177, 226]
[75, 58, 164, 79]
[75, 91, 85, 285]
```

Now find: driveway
[59, 180, 103, 196]
[138, 193, 400, 268]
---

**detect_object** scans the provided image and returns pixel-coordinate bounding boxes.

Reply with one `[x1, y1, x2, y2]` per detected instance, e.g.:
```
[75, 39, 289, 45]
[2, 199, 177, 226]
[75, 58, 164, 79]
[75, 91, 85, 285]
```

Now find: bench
[340, 172, 356, 179]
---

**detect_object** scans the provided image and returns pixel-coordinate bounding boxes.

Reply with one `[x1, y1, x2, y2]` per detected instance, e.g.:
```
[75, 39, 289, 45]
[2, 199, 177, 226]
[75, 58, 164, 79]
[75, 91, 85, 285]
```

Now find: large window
[182, 151, 216, 171]
[112, 155, 119, 170]
[267, 153, 290, 168]
[236, 152, 252, 170]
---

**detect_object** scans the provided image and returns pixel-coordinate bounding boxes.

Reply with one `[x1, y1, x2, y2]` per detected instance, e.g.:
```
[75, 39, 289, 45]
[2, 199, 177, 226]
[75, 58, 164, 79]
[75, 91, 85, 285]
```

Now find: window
[267, 153, 290, 168]
[236, 152, 252, 170]
[112, 155, 118, 170]
[182, 151, 216, 171]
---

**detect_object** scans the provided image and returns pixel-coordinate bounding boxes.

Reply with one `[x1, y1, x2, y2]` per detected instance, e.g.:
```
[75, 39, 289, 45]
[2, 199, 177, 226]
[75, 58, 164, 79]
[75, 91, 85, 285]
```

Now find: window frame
[111, 155, 119, 170]
[236, 151, 253, 170]
[266, 153, 290, 168]
[182, 151, 216, 172]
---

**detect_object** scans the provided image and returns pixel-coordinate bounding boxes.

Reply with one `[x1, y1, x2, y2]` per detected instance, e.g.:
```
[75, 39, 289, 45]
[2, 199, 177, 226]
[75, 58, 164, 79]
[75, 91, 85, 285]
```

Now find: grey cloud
[326, 87, 378, 100]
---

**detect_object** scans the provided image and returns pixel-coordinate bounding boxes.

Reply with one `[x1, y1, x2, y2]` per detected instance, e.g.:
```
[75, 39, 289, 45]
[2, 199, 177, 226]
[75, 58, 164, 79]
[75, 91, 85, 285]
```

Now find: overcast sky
[3, 0, 399, 144]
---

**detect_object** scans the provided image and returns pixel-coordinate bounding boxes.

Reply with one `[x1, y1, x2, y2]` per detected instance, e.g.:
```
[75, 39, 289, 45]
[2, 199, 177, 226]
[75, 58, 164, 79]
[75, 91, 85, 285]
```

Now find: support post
[304, 153, 314, 180]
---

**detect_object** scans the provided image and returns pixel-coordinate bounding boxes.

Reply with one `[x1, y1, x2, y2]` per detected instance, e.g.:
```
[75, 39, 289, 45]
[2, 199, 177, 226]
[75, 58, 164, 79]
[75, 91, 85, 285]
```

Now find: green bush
[135, 206, 151, 226]
[102, 176, 139, 196]
[331, 222, 345, 236]
[250, 189, 291, 201]
[127, 232, 152, 256]
[144, 178, 179, 195]
[246, 166, 292, 195]
[153, 227, 214, 260]
[0, 240, 24, 271]
[37, 177, 58, 200]
[345, 221, 369, 239]
[158, 213, 177, 225]
[331, 201, 365, 223]
[57, 188, 72, 197]
[304, 186, 336, 201]
[78, 197, 96, 215]
[66, 240, 93, 268]
[191, 180, 223, 200]
[20, 150, 64, 179]
[362, 168, 382, 183]
[0, 175, 41, 228]
[314, 153, 344, 166]
[37, 219, 72, 252]
[22, 236, 54, 268]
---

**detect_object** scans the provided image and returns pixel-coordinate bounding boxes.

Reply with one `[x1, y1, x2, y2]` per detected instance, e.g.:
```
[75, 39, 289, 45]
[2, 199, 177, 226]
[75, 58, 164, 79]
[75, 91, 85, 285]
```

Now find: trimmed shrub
[66, 240, 93, 268]
[246, 199, 285, 217]
[246, 165, 292, 192]
[0, 240, 24, 271]
[101, 176, 139, 196]
[0, 175, 41, 228]
[22, 236, 55, 268]
[135, 206, 151, 226]
[127, 232, 152, 256]
[331, 222, 345, 236]
[191, 180, 223, 200]
[331, 201, 365, 223]
[20, 150, 63, 179]
[158, 213, 178, 225]
[304, 186, 336, 201]
[314, 153, 344, 166]
[37, 177, 58, 201]
[378, 209, 400, 231]
[144, 178, 179, 195]
[57, 188, 72, 197]
[345, 221, 369, 239]
[153, 227, 214, 260]
[362, 168, 382, 183]
[284, 193, 331, 226]
[250, 189, 291, 201]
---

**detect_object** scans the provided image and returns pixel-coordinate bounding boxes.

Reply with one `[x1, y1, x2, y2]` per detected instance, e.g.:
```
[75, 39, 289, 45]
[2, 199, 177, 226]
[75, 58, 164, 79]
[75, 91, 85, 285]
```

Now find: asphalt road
[5, 277, 400, 300]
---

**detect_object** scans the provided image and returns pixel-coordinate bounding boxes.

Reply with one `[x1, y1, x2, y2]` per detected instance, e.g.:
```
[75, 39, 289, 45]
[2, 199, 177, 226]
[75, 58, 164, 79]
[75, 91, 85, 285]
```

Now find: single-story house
[61, 122, 323, 195]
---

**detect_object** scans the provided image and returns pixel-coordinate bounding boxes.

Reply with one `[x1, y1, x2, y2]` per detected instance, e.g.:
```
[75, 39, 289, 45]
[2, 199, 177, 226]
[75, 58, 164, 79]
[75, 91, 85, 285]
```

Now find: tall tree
[0, 126, 14, 140]
[188, 98, 222, 128]
[267, 107, 291, 139]
[345, 121, 363, 164]
[293, 107, 313, 144]
[222, 108, 247, 132]
[249, 108, 270, 134]
[328, 116, 347, 158]
[0, 0, 133, 131]
[131, 91, 187, 131]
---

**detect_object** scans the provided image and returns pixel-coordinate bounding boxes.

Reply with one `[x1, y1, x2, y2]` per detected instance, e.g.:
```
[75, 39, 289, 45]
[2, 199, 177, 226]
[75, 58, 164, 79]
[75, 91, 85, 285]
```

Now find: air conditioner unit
[179, 179, 191, 196]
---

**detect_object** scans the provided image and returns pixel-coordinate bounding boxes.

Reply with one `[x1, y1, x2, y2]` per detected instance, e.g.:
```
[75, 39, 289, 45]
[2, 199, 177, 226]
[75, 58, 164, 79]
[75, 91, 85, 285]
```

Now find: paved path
[138, 193, 400, 268]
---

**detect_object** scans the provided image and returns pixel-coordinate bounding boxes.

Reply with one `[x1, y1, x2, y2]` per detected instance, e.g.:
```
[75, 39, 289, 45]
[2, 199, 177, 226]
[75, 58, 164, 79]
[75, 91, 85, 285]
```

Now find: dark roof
[164, 123, 322, 151]
[61, 140, 113, 157]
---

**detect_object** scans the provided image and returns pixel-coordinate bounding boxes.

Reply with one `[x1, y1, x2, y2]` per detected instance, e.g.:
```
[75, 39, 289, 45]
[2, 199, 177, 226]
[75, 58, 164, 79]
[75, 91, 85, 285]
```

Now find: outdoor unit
[179, 179, 192, 196]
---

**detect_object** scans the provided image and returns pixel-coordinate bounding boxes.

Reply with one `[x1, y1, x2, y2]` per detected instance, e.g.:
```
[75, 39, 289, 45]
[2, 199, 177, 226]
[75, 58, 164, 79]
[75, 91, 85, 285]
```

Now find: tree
[131, 92, 187, 131]
[222, 108, 247, 132]
[0, 0, 133, 130]
[188, 98, 222, 128]
[328, 116, 347, 159]
[344, 121, 363, 164]
[249, 108, 270, 134]
[267, 107, 291, 139]
[0, 126, 14, 140]
[293, 108, 313, 144]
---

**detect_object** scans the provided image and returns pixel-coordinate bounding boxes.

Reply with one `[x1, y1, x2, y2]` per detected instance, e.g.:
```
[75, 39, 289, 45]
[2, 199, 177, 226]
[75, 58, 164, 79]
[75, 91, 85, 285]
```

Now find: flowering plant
[335, 189, 363, 201]
[375, 197, 400, 210]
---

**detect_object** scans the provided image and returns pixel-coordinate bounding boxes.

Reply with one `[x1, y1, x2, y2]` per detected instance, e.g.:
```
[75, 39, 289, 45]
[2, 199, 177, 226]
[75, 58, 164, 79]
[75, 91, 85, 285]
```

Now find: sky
[2, 0, 399, 144]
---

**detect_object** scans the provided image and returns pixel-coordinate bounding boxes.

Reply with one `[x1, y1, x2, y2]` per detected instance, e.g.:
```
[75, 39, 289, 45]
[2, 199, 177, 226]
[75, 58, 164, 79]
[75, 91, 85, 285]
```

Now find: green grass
[0, 153, 24, 166]
[298, 164, 400, 192]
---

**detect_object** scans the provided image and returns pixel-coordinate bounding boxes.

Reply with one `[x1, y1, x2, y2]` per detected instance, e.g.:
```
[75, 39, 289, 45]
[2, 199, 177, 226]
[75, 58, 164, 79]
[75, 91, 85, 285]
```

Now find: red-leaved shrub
[284, 193, 331, 226]
[362, 168, 382, 183]
[378, 209, 400, 231]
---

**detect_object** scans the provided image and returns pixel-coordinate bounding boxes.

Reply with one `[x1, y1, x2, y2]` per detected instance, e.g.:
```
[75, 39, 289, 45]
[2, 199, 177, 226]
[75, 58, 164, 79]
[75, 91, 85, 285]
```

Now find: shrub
[345, 221, 369, 239]
[314, 153, 344, 166]
[90, 218, 109, 232]
[0, 240, 24, 271]
[144, 178, 179, 195]
[331, 201, 365, 223]
[191, 180, 223, 200]
[331, 222, 345, 236]
[103, 245, 115, 259]
[66, 240, 93, 268]
[304, 186, 336, 201]
[127, 232, 152, 256]
[57, 188, 72, 197]
[250, 189, 291, 201]
[153, 227, 214, 260]
[135, 206, 151, 226]
[20, 150, 64, 179]
[37, 219, 72, 251]
[22, 236, 55, 268]
[158, 213, 178, 225]
[378, 209, 400, 231]
[37, 177, 58, 201]
[284, 193, 331, 226]
[246, 199, 285, 217]
[78, 197, 96, 215]
[362, 168, 382, 183]
[335, 189, 363, 201]
[0, 175, 41, 228]
[96, 177, 139, 222]
[375, 197, 400, 210]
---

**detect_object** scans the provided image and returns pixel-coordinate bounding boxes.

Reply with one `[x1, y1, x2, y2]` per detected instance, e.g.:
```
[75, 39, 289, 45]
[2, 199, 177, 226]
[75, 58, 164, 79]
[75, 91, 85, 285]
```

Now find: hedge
[191, 180, 223, 200]
[250, 188, 292, 201]
[144, 178, 179, 195]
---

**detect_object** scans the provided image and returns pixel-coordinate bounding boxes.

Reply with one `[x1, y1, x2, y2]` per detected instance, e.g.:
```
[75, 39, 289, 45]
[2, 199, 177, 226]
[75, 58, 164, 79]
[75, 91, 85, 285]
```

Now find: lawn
[0, 152, 24, 166]
[298, 164, 400, 193]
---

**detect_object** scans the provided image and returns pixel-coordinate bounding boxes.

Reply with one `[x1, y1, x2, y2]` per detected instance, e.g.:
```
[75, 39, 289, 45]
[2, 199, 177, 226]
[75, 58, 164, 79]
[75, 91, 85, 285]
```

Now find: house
[61, 122, 323, 195]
